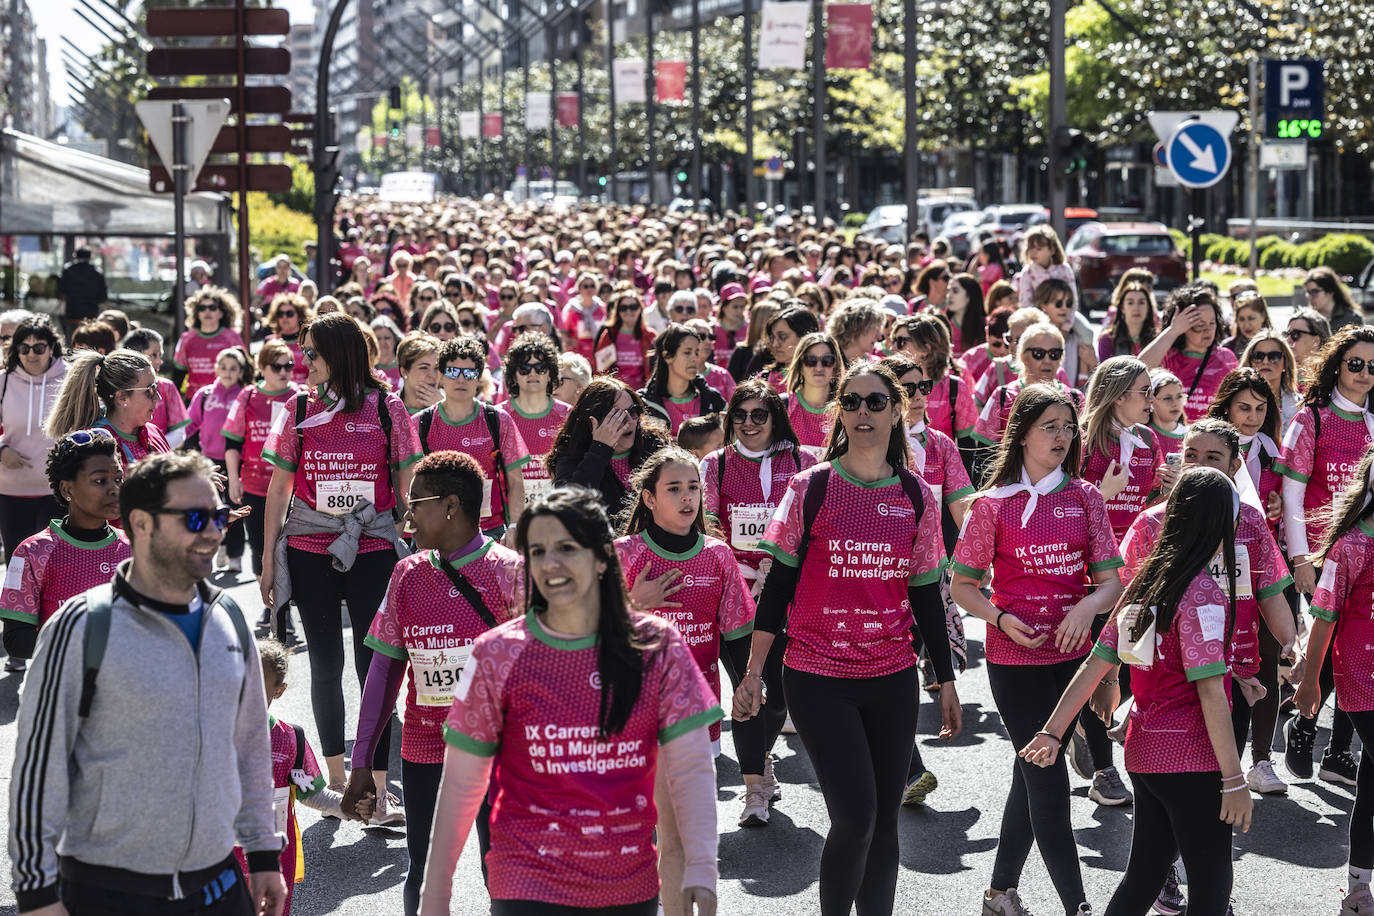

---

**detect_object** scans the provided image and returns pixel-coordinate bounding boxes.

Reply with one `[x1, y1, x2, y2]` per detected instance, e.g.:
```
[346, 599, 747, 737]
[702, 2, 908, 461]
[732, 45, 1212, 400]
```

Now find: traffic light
[1054, 127, 1095, 175]
[675, 170, 688, 183]
[389, 121, 400, 138]
[597, 175, 608, 187]
[389, 86, 402, 110]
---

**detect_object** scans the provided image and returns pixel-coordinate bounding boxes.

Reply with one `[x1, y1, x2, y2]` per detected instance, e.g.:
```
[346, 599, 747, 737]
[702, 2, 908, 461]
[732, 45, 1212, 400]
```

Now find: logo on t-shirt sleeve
[1196, 603, 1226, 643]
[2, 557, 24, 592]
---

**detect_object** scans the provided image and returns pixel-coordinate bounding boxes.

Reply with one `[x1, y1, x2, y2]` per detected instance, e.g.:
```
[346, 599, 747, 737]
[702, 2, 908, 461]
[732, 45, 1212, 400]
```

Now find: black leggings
[489, 900, 657, 915]
[287, 545, 395, 764]
[785, 665, 919, 916]
[210, 459, 244, 559]
[1103, 771, 1233, 916]
[1346, 711, 1374, 871]
[1231, 617, 1286, 758]
[987, 658, 1087, 916]
[401, 759, 494, 916]
[1081, 613, 1131, 771]
[242, 492, 268, 577]
[1319, 649, 1356, 755]
[0, 493, 61, 562]
[719, 632, 788, 776]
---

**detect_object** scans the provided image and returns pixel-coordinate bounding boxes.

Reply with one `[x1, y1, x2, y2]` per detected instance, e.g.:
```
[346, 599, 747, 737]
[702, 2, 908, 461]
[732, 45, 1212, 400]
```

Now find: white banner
[458, 111, 480, 139]
[525, 92, 551, 130]
[405, 123, 421, 147]
[613, 59, 647, 105]
[759, 1, 810, 70]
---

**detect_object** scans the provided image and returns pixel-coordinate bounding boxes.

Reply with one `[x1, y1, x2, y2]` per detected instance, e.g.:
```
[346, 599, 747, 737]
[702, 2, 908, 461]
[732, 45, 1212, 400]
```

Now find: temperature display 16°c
[1273, 118, 1323, 140]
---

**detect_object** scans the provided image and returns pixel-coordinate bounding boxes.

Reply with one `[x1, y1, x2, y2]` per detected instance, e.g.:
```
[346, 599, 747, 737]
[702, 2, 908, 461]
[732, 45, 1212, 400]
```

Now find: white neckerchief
[1332, 389, 1374, 440]
[735, 440, 791, 502]
[296, 387, 351, 430]
[1238, 432, 1278, 489]
[1114, 422, 1148, 469]
[905, 420, 927, 474]
[987, 465, 1067, 528]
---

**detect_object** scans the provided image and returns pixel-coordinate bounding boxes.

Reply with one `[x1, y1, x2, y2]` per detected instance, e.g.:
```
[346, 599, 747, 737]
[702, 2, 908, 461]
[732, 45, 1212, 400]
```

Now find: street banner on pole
[557, 93, 580, 127]
[526, 93, 551, 130]
[405, 124, 421, 147]
[425, 127, 440, 147]
[759, 2, 809, 69]
[483, 113, 503, 138]
[373, 134, 387, 149]
[458, 111, 480, 139]
[656, 61, 687, 102]
[613, 60, 646, 104]
[825, 4, 873, 70]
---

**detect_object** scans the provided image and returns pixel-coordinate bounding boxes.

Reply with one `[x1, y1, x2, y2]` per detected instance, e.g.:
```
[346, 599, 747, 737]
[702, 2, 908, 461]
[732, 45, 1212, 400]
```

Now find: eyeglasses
[406, 494, 445, 509]
[1250, 349, 1284, 365]
[619, 303, 642, 313]
[892, 336, 912, 350]
[517, 362, 549, 375]
[197, 303, 222, 313]
[17, 342, 49, 356]
[151, 505, 231, 533]
[303, 347, 318, 361]
[1125, 385, 1152, 398]
[443, 366, 482, 380]
[445, 290, 463, 299]
[579, 284, 596, 291]
[1026, 347, 1064, 361]
[901, 380, 935, 398]
[1285, 328, 1317, 342]
[277, 310, 297, 320]
[838, 392, 892, 413]
[1036, 422, 1078, 438]
[120, 383, 161, 399]
[671, 304, 698, 316]
[428, 322, 457, 334]
[730, 407, 771, 426]
[458, 319, 477, 331]
[1345, 358, 1374, 376]
[499, 294, 518, 301]
[268, 361, 294, 373]
[802, 353, 837, 369]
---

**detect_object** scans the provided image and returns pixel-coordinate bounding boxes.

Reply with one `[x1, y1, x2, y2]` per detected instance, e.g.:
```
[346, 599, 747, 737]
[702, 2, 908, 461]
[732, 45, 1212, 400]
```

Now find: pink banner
[482, 113, 503, 138]
[557, 93, 580, 127]
[655, 61, 687, 103]
[373, 134, 387, 149]
[825, 4, 873, 70]
[425, 126, 441, 147]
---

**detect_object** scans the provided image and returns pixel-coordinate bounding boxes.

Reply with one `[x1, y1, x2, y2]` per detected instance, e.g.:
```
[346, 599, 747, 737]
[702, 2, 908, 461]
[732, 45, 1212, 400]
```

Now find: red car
[1066, 221, 1189, 312]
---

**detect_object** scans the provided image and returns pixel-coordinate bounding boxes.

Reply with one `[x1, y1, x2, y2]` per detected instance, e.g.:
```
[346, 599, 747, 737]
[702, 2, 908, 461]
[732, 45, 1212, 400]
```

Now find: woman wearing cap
[712, 284, 750, 367]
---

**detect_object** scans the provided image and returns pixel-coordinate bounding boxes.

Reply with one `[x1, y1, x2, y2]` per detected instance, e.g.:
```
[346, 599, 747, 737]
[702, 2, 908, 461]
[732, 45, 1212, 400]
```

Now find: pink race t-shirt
[1148, 421, 1186, 462]
[661, 393, 703, 436]
[223, 384, 299, 498]
[973, 358, 1072, 408]
[502, 399, 570, 503]
[1311, 521, 1374, 712]
[149, 376, 190, 444]
[759, 462, 944, 679]
[1079, 425, 1163, 540]
[952, 476, 1122, 666]
[712, 323, 747, 367]
[784, 393, 832, 451]
[95, 418, 170, 475]
[962, 344, 995, 389]
[614, 531, 755, 741]
[266, 334, 310, 386]
[612, 330, 652, 390]
[1278, 404, 1374, 549]
[172, 327, 246, 396]
[186, 381, 243, 461]
[365, 541, 525, 764]
[1161, 347, 1240, 422]
[0, 522, 130, 628]
[1094, 571, 1232, 773]
[701, 444, 817, 577]
[910, 426, 975, 508]
[972, 380, 1085, 445]
[925, 374, 977, 441]
[443, 611, 721, 908]
[559, 300, 607, 363]
[262, 389, 422, 555]
[419, 402, 531, 533]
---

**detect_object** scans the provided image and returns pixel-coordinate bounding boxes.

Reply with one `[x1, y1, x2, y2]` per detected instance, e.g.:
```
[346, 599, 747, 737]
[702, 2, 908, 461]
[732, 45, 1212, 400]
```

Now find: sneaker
[781, 713, 797, 735]
[1320, 749, 1360, 787]
[227, 556, 242, 574]
[1067, 725, 1093, 779]
[3, 656, 25, 673]
[762, 754, 781, 803]
[738, 784, 770, 827]
[214, 546, 228, 570]
[1245, 760, 1288, 795]
[370, 792, 406, 828]
[1342, 884, 1374, 915]
[1075, 907, 1093, 916]
[982, 887, 1033, 916]
[254, 607, 272, 634]
[1153, 864, 1185, 915]
[1284, 716, 1316, 780]
[901, 771, 938, 807]
[1088, 766, 1133, 806]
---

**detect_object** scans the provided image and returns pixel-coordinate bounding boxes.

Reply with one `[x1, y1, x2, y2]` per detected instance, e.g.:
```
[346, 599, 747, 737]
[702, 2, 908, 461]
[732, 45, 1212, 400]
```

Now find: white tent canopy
[0, 129, 229, 237]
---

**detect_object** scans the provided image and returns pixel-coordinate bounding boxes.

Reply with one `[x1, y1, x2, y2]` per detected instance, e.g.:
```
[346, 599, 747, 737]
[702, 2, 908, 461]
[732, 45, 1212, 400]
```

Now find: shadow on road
[898, 805, 998, 875]
[718, 809, 825, 898]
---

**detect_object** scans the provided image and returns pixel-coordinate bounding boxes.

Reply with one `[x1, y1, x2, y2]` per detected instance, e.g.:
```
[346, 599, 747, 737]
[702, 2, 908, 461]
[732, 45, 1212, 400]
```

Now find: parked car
[940, 210, 987, 261]
[1011, 207, 1100, 251]
[859, 193, 979, 244]
[977, 204, 1049, 248]
[1066, 221, 1189, 312]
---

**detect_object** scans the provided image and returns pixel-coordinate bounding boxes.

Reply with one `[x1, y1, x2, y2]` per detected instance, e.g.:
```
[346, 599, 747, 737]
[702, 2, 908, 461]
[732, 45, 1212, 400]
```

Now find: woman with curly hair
[499, 332, 570, 506]
[825, 298, 885, 364]
[173, 287, 245, 397]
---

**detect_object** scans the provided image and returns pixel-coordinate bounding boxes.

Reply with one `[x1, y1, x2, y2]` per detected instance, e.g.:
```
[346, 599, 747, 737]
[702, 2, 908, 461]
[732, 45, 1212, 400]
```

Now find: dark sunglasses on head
[59, 428, 115, 451]
[517, 362, 549, 375]
[17, 342, 49, 356]
[1026, 347, 1064, 361]
[839, 391, 892, 413]
[443, 366, 482, 380]
[428, 322, 457, 333]
[1250, 350, 1284, 365]
[152, 505, 232, 533]
[802, 353, 837, 369]
[731, 407, 771, 426]
[902, 379, 935, 398]
[268, 361, 294, 372]
[1345, 358, 1374, 376]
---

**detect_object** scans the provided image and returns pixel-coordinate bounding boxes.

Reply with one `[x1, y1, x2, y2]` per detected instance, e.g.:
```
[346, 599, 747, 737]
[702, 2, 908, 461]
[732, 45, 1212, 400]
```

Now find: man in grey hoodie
[8, 451, 286, 916]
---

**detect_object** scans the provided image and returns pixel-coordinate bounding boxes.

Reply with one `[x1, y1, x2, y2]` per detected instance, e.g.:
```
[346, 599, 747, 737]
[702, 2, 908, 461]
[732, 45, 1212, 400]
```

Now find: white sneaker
[4, 656, 26, 673]
[227, 556, 242, 573]
[214, 546, 228, 570]
[370, 792, 406, 828]
[982, 887, 1032, 916]
[1245, 759, 1288, 795]
[1343, 884, 1374, 916]
[738, 784, 770, 827]
[762, 754, 781, 802]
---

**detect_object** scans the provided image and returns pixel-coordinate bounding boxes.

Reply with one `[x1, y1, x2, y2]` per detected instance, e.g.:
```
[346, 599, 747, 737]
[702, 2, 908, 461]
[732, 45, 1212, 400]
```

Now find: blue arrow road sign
[1166, 120, 1232, 189]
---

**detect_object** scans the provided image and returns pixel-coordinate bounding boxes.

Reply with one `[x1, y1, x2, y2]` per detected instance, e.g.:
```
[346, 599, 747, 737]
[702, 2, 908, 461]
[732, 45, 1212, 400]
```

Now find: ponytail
[46, 348, 154, 439]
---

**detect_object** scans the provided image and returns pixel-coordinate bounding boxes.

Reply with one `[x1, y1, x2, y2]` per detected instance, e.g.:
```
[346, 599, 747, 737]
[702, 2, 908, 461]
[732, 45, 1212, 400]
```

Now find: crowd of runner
[3, 196, 1372, 916]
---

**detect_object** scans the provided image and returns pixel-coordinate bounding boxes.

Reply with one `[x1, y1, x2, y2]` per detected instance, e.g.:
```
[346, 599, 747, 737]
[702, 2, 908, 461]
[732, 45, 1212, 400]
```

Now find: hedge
[1195, 232, 1374, 276]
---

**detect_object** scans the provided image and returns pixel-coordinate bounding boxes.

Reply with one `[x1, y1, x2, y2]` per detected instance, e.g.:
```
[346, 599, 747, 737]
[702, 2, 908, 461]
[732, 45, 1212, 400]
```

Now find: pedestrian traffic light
[675, 170, 687, 183]
[1054, 127, 1094, 175]
[389, 121, 400, 138]
[597, 175, 608, 187]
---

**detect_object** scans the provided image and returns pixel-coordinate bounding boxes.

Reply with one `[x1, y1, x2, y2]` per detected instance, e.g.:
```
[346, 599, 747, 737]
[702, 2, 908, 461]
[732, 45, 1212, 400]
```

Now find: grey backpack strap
[213, 592, 253, 667]
[78, 584, 116, 718]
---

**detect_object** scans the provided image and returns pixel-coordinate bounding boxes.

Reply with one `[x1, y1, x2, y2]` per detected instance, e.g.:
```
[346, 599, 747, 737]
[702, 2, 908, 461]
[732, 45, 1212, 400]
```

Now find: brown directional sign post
[144, 0, 294, 339]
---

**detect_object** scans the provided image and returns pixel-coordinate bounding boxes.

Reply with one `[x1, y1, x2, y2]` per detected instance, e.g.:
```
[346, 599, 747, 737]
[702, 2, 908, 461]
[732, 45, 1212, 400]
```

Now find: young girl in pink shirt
[186, 347, 248, 572]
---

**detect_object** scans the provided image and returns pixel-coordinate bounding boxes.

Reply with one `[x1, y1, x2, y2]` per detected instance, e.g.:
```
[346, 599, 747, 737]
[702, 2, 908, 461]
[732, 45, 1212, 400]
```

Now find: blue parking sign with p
[1265, 59, 1324, 140]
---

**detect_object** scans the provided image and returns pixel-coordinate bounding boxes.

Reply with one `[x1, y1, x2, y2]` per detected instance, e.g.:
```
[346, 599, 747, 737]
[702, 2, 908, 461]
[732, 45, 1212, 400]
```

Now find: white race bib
[273, 785, 291, 836]
[316, 479, 376, 516]
[927, 484, 943, 510]
[1207, 544, 1253, 601]
[524, 475, 552, 505]
[481, 478, 494, 518]
[408, 644, 475, 706]
[595, 343, 616, 373]
[730, 505, 772, 553]
[270, 401, 286, 429]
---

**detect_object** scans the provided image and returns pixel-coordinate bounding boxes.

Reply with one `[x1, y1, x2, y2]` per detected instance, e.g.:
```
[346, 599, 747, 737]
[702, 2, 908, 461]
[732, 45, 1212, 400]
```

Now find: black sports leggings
[241, 492, 268, 577]
[719, 632, 787, 776]
[1231, 617, 1284, 760]
[0, 493, 61, 562]
[1102, 771, 1233, 916]
[987, 658, 1087, 916]
[785, 665, 918, 916]
[1345, 711, 1374, 872]
[210, 459, 244, 559]
[1081, 613, 1131, 771]
[401, 759, 493, 916]
[286, 545, 395, 764]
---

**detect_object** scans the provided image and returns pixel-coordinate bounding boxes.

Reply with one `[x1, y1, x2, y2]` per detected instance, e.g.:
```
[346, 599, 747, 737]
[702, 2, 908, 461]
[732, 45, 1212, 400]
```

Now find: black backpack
[795, 465, 927, 561]
[417, 403, 507, 516]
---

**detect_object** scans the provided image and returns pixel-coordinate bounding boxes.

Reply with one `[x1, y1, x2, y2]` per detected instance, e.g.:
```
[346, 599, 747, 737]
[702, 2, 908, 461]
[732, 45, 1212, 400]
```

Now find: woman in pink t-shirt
[950, 383, 1123, 916]
[185, 346, 249, 571]
[46, 348, 170, 476]
[499, 332, 571, 508]
[172, 287, 246, 398]
[1021, 467, 1252, 916]
[420, 488, 720, 916]
[733, 361, 961, 916]
[1140, 284, 1238, 423]
[783, 332, 839, 452]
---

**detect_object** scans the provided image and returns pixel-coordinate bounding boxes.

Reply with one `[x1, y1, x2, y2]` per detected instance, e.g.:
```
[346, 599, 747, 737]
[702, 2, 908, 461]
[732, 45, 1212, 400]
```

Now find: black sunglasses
[802, 353, 837, 369]
[276, 310, 297, 320]
[671, 304, 698, 316]
[1345, 358, 1374, 376]
[500, 294, 518, 301]
[619, 303, 642, 312]
[268, 361, 294, 372]
[1250, 350, 1284, 365]
[902, 380, 935, 398]
[839, 392, 892, 412]
[731, 408, 770, 426]
[459, 319, 478, 331]
[428, 322, 457, 334]
[151, 506, 231, 533]
[1286, 328, 1317, 342]
[197, 303, 222, 313]
[417, 295, 438, 303]
[17, 342, 49, 356]
[517, 362, 549, 375]
[1026, 347, 1064, 361]
[443, 366, 482, 380]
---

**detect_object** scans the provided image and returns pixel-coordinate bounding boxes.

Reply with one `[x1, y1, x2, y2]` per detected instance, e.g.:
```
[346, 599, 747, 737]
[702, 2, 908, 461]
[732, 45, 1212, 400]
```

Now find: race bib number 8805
[316, 479, 376, 516]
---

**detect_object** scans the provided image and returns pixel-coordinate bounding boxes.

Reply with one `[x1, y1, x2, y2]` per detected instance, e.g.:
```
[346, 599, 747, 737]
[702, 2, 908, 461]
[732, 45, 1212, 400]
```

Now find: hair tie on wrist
[995, 610, 1010, 633]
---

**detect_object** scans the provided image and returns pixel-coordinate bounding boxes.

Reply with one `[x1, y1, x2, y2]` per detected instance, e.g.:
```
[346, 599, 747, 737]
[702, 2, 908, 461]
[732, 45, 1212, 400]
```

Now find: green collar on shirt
[795, 392, 829, 414]
[1359, 518, 1374, 540]
[48, 519, 119, 549]
[1331, 403, 1364, 423]
[437, 400, 482, 427]
[196, 327, 226, 339]
[832, 456, 897, 489]
[642, 528, 704, 561]
[527, 607, 598, 650]
[666, 392, 697, 405]
[101, 421, 139, 442]
[510, 398, 554, 419]
[428, 539, 493, 571]
[1181, 350, 1208, 358]
[256, 383, 291, 396]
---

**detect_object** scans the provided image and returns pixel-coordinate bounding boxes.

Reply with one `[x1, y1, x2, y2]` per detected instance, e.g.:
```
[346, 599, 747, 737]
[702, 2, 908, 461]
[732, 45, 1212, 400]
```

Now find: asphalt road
[0, 562, 1353, 916]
